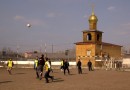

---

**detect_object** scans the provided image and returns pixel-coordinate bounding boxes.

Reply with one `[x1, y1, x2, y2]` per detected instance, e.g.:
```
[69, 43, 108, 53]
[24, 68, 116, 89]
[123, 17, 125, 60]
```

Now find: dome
[89, 14, 98, 22]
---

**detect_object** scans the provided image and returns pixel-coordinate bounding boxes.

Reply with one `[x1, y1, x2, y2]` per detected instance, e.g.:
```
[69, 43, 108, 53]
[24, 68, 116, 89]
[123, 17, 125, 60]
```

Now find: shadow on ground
[0, 81, 12, 84]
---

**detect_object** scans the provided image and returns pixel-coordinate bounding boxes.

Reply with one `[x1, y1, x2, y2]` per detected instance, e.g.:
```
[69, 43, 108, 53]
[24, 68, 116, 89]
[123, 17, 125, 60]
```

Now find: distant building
[75, 8, 122, 67]
[24, 52, 33, 58]
[24, 52, 41, 59]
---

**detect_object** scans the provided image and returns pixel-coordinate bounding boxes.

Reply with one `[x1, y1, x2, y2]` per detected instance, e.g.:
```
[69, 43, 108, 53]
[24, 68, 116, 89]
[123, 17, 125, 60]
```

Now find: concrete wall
[103, 45, 121, 59]
[76, 44, 96, 66]
[0, 61, 76, 69]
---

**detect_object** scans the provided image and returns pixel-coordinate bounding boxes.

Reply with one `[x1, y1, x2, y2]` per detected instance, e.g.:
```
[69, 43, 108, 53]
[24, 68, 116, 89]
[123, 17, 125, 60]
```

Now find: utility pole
[45, 43, 47, 57]
[52, 43, 53, 54]
[65, 50, 69, 61]
[40, 40, 43, 53]
[16, 44, 19, 68]
[52, 43, 53, 60]
[16, 44, 19, 58]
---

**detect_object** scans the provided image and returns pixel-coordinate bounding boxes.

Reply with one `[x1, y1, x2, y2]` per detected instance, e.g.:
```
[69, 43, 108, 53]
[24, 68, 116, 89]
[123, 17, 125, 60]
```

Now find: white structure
[0, 60, 76, 68]
[122, 58, 130, 68]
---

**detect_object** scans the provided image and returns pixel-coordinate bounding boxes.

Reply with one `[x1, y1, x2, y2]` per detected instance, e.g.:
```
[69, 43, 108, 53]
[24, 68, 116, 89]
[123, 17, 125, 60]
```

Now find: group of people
[77, 59, 93, 74]
[6, 55, 93, 83]
[60, 59, 70, 75]
[34, 54, 54, 83]
[60, 59, 93, 75]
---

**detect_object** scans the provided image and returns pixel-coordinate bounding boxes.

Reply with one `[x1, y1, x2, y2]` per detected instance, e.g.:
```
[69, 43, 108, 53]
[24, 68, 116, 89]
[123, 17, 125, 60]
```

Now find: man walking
[37, 54, 45, 80]
[63, 60, 70, 75]
[87, 60, 92, 71]
[44, 57, 54, 83]
[60, 59, 64, 71]
[77, 59, 82, 74]
[34, 56, 39, 79]
[7, 58, 14, 75]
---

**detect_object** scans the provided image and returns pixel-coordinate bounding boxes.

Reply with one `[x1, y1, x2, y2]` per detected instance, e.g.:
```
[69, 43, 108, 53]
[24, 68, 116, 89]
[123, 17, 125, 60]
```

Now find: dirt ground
[0, 68, 130, 90]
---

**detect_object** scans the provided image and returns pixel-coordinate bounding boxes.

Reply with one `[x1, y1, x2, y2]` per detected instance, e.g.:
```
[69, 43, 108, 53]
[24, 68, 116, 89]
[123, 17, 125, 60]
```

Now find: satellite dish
[26, 24, 31, 28]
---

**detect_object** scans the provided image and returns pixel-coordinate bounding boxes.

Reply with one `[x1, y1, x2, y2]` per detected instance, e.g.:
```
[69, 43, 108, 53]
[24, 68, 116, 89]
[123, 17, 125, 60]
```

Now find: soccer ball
[26, 24, 31, 28]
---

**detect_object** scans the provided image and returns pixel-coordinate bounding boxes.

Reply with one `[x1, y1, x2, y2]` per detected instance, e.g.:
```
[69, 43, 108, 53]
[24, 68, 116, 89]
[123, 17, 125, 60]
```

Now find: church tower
[75, 7, 104, 67]
[83, 8, 103, 44]
[75, 6, 122, 67]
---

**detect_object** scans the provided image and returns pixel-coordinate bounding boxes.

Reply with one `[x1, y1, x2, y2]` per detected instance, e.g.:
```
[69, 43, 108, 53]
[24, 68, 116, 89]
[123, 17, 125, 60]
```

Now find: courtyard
[0, 68, 130, 90]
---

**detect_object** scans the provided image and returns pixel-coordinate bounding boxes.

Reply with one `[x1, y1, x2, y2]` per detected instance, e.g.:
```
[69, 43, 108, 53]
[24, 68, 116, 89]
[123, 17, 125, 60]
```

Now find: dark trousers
[64, 67, 70, 75]
[35, 68, 39, 78]
[88, 66, 92, 71]
[37, 65, 44, 79]
[44, 69, 53, 83]
[78, 67, 82, 74]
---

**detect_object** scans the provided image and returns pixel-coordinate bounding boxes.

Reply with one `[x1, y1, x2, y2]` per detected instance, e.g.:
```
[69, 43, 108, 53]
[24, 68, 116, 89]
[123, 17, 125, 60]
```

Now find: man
[48, 58, 53, 72]
[60, 59, 64, 71]
[34, 56, 39, 78]
[44, 57, 54, 83]
[34, 56, 38, 70]
[37, 54, 45, 80]
[7, 59, 14, 75]
[77, 59, 82, 74]
[87, 60, 92, 71]
[63, 60, 70, 75]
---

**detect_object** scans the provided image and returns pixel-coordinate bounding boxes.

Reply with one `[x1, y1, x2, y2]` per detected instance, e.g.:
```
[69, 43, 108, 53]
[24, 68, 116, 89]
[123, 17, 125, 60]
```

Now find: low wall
[0, 61, 76, 69]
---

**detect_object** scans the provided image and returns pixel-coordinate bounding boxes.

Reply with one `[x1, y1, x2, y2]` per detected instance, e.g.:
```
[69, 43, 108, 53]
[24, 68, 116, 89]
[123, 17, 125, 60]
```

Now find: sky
[0, 0, 130, 53]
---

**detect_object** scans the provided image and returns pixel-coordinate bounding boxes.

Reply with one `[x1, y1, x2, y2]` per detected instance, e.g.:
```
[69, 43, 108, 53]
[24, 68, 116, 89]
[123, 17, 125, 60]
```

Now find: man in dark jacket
[37, 54, 45, 80]
[87, 60, 92, 71]
[77, 59, 82, 74]
[63, 60, 70, 75]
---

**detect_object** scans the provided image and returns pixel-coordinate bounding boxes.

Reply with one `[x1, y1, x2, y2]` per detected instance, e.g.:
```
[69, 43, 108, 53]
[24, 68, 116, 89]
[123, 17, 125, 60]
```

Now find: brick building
[75, 9, 122, 67]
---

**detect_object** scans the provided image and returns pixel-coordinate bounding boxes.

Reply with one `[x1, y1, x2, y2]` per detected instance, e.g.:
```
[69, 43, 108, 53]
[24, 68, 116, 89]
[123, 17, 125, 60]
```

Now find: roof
[82, 30, 103, 33]
[75, 42, 122, 47]
[102, 42, 122, 47]
[74, 42, 95, 45]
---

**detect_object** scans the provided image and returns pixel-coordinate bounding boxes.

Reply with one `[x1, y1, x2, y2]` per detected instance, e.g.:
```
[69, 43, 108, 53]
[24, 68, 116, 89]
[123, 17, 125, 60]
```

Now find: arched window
[87, 33, 92, 41]
[97, 34, 100, 41]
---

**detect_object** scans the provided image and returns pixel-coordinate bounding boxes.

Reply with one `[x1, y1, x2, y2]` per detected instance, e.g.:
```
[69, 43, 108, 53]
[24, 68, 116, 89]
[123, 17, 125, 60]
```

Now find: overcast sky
[0, 0, 130, 52]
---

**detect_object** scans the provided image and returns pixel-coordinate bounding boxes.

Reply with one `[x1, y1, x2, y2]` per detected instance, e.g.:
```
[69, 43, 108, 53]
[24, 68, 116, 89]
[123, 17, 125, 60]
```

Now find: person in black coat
[37, 54, 45, 80]
[77, 59, 82, 74]
[87, 60, 92, 71]
[63, 60, 70, 75]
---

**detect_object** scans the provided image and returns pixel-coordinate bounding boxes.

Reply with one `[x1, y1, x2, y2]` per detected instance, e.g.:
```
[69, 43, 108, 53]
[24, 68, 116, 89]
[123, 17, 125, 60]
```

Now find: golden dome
[89, 14, 98, 22]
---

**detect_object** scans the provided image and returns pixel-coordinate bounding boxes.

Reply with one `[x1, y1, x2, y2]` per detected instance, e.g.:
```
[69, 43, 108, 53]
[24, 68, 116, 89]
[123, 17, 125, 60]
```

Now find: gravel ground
[0, 68, 130, 90]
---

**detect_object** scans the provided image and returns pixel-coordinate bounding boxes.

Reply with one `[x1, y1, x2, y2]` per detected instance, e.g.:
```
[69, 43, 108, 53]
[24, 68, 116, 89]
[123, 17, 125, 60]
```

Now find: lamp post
[100, 44, 103, 61]
[16, 44, 19, 58]
[65, 50, 69, 61]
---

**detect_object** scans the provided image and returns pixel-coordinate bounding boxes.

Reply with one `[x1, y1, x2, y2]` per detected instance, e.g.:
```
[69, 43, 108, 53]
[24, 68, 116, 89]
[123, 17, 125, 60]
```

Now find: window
[97, 34, 100, 41]
[87, 33, 92, 41]
[87, 50, 91, 56]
